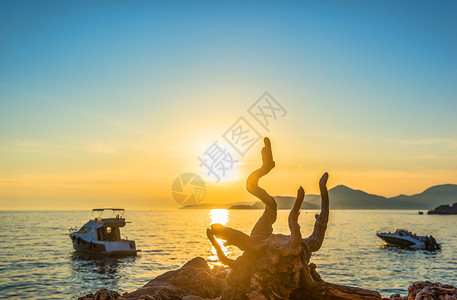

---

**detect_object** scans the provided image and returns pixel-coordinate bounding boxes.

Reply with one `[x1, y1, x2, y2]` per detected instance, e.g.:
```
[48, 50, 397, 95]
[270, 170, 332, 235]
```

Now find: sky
[0, 1, 456, 209]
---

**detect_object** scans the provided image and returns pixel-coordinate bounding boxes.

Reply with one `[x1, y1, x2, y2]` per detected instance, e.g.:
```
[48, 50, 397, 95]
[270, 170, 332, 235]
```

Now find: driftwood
[206, 137, 381, 300]
[79, 137, 383, 300]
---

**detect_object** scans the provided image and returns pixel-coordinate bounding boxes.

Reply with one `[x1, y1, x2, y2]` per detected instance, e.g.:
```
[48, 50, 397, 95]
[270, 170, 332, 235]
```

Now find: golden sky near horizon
[1, 2, 456, 210]
[1, 90, 456, 210]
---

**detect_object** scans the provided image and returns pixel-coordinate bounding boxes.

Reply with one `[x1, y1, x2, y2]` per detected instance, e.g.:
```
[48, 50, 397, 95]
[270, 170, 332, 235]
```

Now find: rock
[79, 260, 457, 300]
[78, 288, 121, 300]
[428, 202, 457, 214]
[129, 257, 217, 299]
[78, 293, 94, 300]
[390, 281, 457, 300]
[80, 257, 228, 300]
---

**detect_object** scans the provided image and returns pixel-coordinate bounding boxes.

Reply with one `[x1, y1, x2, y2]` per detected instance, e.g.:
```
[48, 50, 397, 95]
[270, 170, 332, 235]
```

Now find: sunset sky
[1, 1, 456, 209]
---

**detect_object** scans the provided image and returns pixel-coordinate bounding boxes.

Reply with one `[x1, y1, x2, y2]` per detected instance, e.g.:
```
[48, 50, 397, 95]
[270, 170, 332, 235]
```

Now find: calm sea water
[0, 210, 456, 299]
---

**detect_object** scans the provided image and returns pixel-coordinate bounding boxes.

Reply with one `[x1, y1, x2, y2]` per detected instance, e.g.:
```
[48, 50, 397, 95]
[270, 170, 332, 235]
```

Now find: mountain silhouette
[230, 196, 319, 210]
[389, 184, 457, 209]
[227, 184, 457, 210]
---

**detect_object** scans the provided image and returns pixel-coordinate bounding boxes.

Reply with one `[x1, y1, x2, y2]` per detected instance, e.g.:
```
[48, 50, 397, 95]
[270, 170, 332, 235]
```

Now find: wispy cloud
[448, 141, 457, 149]
[82, 142, 117, 154]
[396, 138, 457, 152]
[0, 139, 63, 155]
[2, 85, 154, 140]
[413, 154, 440, 160]
[397, 138, 455, 146]
[0, 139, 120, 156]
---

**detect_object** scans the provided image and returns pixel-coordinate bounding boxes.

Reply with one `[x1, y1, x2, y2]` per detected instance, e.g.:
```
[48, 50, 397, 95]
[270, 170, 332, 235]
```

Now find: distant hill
[228, 184, 457, 210]
[389, 184, 457, 209]
[181, 203, 231, 209]
[180, 184, 457, 210]
[230, 196, 319, 210]
[181, 201, 254, 209]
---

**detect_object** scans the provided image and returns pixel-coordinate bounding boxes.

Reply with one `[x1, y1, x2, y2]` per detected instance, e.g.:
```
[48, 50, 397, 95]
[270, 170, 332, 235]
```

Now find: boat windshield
[97, 226, 121, 242]
[394, 229, 411, 236]
[91, 208, 125, 220]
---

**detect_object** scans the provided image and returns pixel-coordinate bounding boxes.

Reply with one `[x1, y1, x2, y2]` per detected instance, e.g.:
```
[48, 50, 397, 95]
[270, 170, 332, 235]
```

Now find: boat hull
[376, 233, 423, 249]
[71, 236, 106, 252]
[70, 235, 138, 256]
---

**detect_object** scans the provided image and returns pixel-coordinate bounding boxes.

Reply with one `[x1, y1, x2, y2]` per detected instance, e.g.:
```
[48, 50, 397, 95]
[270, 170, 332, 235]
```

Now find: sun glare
[208, 209, 230, 267]
[200, 166, 240, 183]
[209, 209, 229, 225]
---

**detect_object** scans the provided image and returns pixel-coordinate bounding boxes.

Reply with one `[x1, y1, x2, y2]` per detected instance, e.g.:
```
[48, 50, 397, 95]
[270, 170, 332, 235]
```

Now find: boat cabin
[394, 229, 410, 236]
[69, 208, 138, 255]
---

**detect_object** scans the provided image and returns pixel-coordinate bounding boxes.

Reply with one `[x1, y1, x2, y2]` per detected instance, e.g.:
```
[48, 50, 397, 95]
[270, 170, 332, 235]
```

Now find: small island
[428, 202, 457, 215]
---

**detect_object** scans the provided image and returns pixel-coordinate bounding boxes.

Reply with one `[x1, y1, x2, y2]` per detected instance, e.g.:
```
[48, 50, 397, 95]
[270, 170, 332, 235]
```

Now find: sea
[0, 209, 456, 299]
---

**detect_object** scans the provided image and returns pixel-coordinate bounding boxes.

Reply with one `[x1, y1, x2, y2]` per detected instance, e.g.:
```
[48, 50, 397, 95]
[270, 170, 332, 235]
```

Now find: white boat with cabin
[376, 228, 440, 251]
[69, 208, 139, 255]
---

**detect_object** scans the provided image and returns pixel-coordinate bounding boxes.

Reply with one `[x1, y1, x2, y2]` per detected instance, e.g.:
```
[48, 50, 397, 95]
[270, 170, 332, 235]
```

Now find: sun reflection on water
[208, 209, 230, 267]
[210, 209, 229, 225]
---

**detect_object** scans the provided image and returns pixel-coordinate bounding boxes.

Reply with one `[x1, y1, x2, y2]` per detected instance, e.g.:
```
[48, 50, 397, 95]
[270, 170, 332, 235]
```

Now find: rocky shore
[79, 257, 225, 300]
[78, 257, 457, 300]
[389, 281, 457, 300]
[428, 202, 457, 214]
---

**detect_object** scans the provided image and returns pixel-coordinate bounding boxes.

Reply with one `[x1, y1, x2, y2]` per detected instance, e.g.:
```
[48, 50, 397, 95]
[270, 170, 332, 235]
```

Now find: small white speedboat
[69, 208, 140, 256]
[376, 229, 440, 251]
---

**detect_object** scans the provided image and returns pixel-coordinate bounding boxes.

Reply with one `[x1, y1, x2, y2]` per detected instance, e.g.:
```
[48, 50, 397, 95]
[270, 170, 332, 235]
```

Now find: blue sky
[1, 1, 456, 209]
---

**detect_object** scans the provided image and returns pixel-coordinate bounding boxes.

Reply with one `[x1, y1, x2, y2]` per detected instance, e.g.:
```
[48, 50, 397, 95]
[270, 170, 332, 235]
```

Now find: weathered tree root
[207, 137, 381, 300]
[79, 137, 383, 300]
